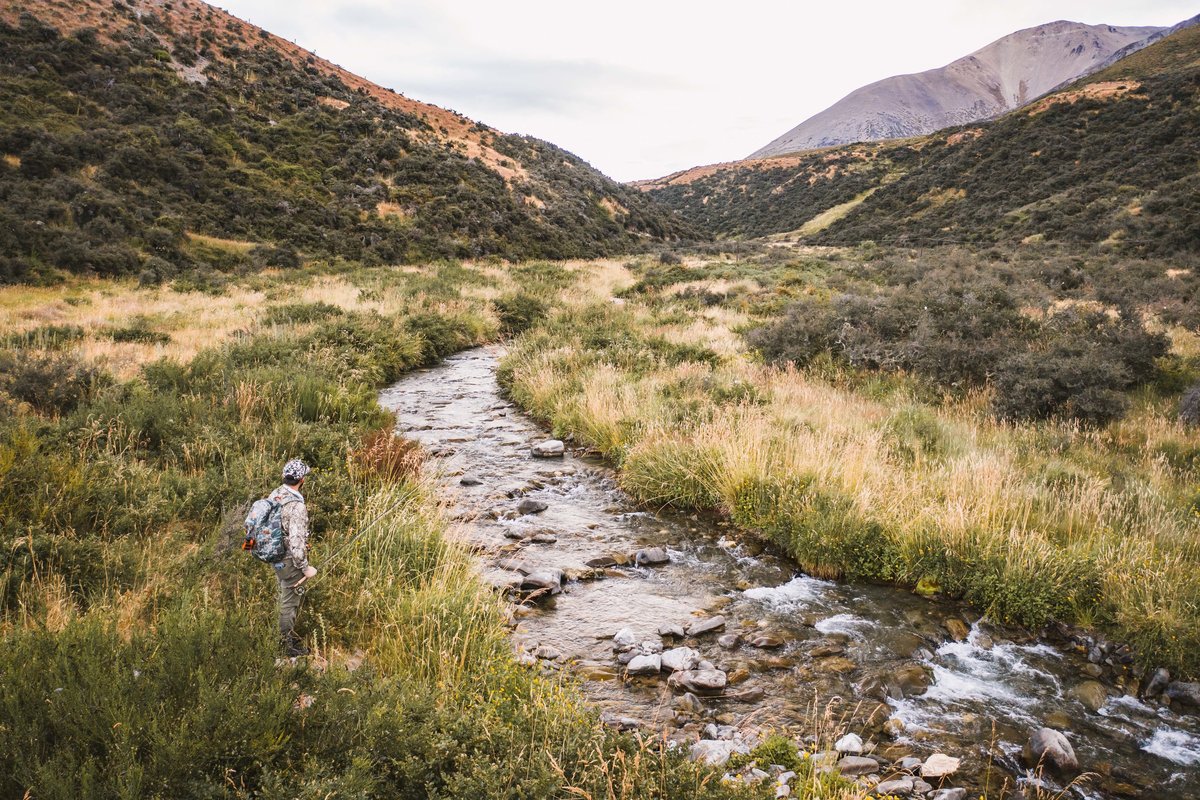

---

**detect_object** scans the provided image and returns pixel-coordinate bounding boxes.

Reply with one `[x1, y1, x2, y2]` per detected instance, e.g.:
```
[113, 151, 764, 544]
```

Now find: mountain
[750, 20, 1163, 159]
[640, 18, 1200, 256]
[0, 1, 690, 284]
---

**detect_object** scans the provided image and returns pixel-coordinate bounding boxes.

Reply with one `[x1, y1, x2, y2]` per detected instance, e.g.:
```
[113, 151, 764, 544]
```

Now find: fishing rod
[292, 486, 417, 594]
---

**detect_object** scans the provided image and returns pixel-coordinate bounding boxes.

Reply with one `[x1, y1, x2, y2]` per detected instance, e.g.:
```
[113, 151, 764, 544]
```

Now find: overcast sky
[214, 1, 1195, 181]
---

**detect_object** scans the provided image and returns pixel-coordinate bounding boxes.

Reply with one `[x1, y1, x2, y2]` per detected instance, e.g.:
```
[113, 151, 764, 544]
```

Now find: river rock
[809, 643, 845, 658]
[600, 712, 641, 731]
[1143, 667, 1170, 699]
[882, 718, 906, 739]
[640, 638, 664, 654]
[661, 646, 701, 673]
[530, 532, 558, 544]
[686, 615, 726, 636]
[1068, 680, 1108, 712]
[718, 633, 741, 649]
[668, 669, 728, 695]
[944, 617, 970, 641]
[658, 623, 686, 639]
[836, 756, 879, 776]
[875, 778, 914, 795]
[516, 498, 548, 515]
[612, 627, 638, 651]
[675, 692, 704, 714]
[1166, 681, 1200, 708]
[626, 654, 662, 676]
[748, 633, 784, 649]
[912, 779, 933, 794]
[834, 733, 863, 754]
[520, 568, 563, 594]
[534, 645, 561, 661]
[531, 440, 565, 458]
[1023, 727, 1078, 774]
[586, 555, 617, 568]
[930, 790, 966, 800]
[689, 739, 749, 766]
[897, 756, 923, 772]
[459, 476, 483, 486]
[921, 753, 960, 778]
[634, 547, 670, 566]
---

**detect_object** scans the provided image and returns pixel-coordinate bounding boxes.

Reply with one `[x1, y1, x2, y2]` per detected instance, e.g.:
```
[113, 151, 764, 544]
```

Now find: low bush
[0, 350, 108, 415]
[1181, 379, 1200, 426]
[493, 292, 548, 335]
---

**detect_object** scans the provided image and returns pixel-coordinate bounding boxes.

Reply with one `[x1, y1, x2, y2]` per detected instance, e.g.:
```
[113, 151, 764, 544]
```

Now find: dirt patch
[947, 128, 984, 146]
[1027, 81, 1144, 115]
[318, 96, 351, 111]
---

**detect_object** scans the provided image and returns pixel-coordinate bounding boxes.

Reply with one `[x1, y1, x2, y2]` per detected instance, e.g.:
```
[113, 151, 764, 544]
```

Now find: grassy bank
[0, 260, 785, 799]
[499, 250, 1200, 679]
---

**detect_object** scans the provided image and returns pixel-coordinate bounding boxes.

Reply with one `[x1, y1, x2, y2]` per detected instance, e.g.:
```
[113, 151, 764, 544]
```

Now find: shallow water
[380, 347, 1200, 799]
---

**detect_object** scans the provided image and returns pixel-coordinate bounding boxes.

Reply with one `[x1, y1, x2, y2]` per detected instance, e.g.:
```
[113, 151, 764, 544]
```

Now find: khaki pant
[273, 560, 306, 639]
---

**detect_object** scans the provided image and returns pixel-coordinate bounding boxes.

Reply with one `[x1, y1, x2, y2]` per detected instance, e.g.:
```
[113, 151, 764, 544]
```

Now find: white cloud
[215, 0, 1196, 181]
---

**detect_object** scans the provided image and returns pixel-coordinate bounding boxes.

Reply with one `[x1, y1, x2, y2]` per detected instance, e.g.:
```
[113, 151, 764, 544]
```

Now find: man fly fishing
[243, 459, 318, 657]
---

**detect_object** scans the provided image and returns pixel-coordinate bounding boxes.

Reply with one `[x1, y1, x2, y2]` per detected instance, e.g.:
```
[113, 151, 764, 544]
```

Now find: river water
[379, 347, 1200, 799]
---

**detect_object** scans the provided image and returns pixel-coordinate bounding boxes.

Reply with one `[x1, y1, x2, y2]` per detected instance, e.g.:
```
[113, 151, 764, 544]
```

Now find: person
[273, 459, 317, 656]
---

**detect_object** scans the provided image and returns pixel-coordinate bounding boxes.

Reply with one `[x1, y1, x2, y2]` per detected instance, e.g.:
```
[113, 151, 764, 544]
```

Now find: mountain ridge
[750, 19, 1163, 159]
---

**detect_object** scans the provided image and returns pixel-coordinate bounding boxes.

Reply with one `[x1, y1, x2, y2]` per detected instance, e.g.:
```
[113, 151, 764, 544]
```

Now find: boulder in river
[920, 753, 960, 778]
[661, 646, 701, 673]
[1166, 681, 1200, 708]
[626, 654, 662, 676]
[531, 440, 565, 458]
[520, 568, 563, 594]
[1143, 667, 1170, 699]
[943, 617, 970, 641]
[685, 615, 726, 636]
[459, 476, 483, 486]
[516, 498, 549, 515]
[586, 555, 618, 568]
[1023, 727, 1078, 774]
[634, 547, 670, 566]
[836, 756, 879, 776]
[1068, 680, 1108, 712]
[668, 669, 728, 695]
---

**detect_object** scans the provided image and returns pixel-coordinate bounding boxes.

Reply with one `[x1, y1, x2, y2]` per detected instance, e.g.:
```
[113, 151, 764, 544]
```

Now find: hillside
[750, 20, 1161, 158]
[0, 1, 690, 284]
[642, 20, 1200, 255]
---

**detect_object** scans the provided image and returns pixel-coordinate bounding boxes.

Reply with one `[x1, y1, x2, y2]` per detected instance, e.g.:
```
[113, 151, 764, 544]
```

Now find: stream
[379, 347, 1200, 799]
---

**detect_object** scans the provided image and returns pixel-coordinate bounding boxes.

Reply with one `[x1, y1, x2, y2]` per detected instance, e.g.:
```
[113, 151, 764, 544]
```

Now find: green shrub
[1181, 380, 1200, 427]
[261, 301, 345, 326]
[493, 292, 547, 335]
[0, 351, 108, 415]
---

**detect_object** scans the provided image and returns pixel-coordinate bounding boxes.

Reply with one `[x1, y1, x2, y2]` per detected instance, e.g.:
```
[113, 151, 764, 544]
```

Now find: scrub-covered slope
[0, 1, 690, 283]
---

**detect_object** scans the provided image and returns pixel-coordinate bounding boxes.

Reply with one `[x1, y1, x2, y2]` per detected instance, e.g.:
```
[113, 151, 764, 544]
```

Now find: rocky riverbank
[380, 348, 1200, 799]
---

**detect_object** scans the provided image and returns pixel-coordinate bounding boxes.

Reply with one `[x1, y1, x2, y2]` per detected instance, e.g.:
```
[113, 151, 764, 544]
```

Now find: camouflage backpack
[242, 491, 299, 563]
